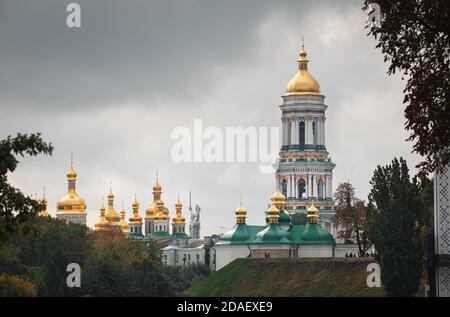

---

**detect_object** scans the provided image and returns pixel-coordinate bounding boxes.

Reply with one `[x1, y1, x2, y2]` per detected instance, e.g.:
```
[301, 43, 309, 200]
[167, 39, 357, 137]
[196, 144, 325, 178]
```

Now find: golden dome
[129, 198, 143, 224]
[307, 204, 319, 224]
[145, 203, 156, 218]
[104, 190, 121, 226]
[56, 165, 87, 215]
[271, 191, 286, 211]
[154, 211, 168, 223]
[235, 200, 247, 224]
[67, 168, 77, 180]
[120, 207, 129, 233]
[267, 203, 280, 224]
[285, 46, 321, 96]
[172, 197, 186, 225]
[95, 202, 109, 231]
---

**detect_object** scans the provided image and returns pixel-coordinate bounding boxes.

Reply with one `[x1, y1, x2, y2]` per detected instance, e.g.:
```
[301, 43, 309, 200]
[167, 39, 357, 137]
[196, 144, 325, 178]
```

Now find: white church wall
[214, 245, 251, 270]
[298, 244, 333, 257]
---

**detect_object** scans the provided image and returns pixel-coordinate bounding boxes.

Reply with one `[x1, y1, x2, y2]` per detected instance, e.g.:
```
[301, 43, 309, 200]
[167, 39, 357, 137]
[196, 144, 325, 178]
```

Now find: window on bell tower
[312, 121, 317, 146]
[299, 121, 305, 147]
[298, 178, 306, 199]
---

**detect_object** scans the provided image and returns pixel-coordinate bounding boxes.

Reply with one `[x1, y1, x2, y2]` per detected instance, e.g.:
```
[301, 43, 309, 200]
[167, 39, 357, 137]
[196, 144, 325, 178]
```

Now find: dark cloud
[0, 0, 421, 235]
[0, 0, 285, 111]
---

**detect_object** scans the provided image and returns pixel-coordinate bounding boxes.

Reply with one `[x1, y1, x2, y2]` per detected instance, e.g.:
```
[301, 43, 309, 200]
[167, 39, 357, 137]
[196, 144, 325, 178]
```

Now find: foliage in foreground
[367, 157, 425, 297]
[0, 217, 210, 296]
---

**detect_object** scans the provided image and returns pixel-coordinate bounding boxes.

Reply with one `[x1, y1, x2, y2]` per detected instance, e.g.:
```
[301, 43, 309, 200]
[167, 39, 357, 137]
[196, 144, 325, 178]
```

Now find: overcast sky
[0, 0, 421, 236]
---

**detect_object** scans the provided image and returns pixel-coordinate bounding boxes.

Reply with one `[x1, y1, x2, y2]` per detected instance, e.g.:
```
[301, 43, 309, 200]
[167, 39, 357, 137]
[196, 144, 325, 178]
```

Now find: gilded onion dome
[271, 191, 291, 226]
[94, 198, 109, 231]
[285, 44, 321, 96]
[56, 163, 87, 215]
[146, 175, 164, 218]
[104, 190, 121, 227]
[235, 200, 247, 224]
[154, 211, 169, 223]
[306, 204, 319, 224]
[266, 203, 280, 224]
[172, 197, 186, 225]
[129, 197, 143, 225]
[119, 203, 129, 233]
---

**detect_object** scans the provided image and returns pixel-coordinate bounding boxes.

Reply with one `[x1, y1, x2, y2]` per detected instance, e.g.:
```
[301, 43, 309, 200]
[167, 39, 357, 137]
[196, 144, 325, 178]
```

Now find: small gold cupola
[271, 191, 286, 211]
[104, 185, 121, 226]
[235, 198, 247, 224]
[56, 156, 87, 215]
[285, 39, 321, 96]
[119, 202, 130, 233]
[267, 203, 280, 224]
[172, 196, 186, 225]
[40, 187, 50, 217]
[129, 195, 143, 225]
[307, 204, 319, 224]
[95, 197, 109, 231]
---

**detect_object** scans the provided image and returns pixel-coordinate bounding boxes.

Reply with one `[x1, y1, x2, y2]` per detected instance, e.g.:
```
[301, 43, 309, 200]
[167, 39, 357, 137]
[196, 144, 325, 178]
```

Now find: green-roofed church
[214, 191, 335, 270]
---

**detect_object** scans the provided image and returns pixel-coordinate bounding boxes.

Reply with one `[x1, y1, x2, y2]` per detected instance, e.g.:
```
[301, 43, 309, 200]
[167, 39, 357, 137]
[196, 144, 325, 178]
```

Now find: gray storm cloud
[0, 0, 421, 235]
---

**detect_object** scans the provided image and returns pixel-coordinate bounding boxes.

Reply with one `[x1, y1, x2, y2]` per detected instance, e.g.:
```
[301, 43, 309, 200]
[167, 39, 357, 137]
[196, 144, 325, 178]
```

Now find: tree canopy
[364, 0, 450, 175]
[0, 133, 53, 241]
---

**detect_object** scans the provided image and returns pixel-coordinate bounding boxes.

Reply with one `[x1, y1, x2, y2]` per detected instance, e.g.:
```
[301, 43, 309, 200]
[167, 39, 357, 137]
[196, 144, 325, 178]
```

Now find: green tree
[82, 231, 174, 296]
[368, 157, 424, 296]
[0, 133, 53, 241]
[363, 1, 450, 176]
[10, 216, 92, 296]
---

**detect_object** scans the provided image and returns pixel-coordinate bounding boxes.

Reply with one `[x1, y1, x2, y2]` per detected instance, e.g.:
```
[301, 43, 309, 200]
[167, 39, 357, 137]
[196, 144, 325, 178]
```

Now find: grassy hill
[184, 257, 386, 297]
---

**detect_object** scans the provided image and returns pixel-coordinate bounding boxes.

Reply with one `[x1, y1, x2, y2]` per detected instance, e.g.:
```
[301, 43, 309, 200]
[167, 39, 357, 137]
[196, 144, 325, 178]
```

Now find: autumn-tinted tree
[368, 157, 424, 296]
[334, 182, 370, 255]
[0, 133, 53, 241]
[363, 0, 450, 175]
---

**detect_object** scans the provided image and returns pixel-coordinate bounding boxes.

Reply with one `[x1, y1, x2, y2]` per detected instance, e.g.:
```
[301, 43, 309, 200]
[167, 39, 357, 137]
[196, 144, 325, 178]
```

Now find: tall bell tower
[274, 42, 336, 234]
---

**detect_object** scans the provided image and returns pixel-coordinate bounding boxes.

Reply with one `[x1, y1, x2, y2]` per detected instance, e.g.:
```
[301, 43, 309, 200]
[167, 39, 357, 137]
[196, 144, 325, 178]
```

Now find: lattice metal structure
[435, 164, 450, 296]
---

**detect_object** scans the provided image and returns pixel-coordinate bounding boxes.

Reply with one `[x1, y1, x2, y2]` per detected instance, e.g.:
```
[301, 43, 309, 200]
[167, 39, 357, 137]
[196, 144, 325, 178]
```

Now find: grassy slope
[185, 258, 386, 297]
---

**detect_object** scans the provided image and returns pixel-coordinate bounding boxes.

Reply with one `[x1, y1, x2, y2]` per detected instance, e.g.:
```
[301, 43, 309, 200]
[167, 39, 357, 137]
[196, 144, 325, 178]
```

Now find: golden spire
[95, 197, 109, 230]
[285, 38, 321, 96]
[119, 201, 129, 233]
[40, 186, 50, 217]
[235, 196, 247, 224]
[104, 185, 121, 226]
[150, 173, 169, 219]
[56, 155, 87, 214]
[172, 194, 186, 225]
[271, 191, 286, 212]
[307, 204, 319, 224]
[129, 193, 143, 224]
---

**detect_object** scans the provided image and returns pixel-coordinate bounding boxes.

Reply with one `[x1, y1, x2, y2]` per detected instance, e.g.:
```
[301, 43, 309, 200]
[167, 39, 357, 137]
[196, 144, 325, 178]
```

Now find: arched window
[298, 178, 306, 199]
[281, 179, 288, 198]
[287, 121, 292, 145]
[318, 178, 324, 199]
[312, 121, 317, 145]
[299, 121, 305, 146]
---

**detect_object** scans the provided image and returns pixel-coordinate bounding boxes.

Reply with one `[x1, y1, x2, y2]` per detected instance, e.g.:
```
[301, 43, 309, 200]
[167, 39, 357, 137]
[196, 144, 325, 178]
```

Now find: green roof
[127, 232, 144, 239]
[216, 225, 264, 245]
[173, 232, 190, 240]
[278, 211, 292, 226]
[151, 231, 171, 238]
[216, 223, 335, 246]
[254, 224, 292, 244]
[300, 223, 335, 245]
